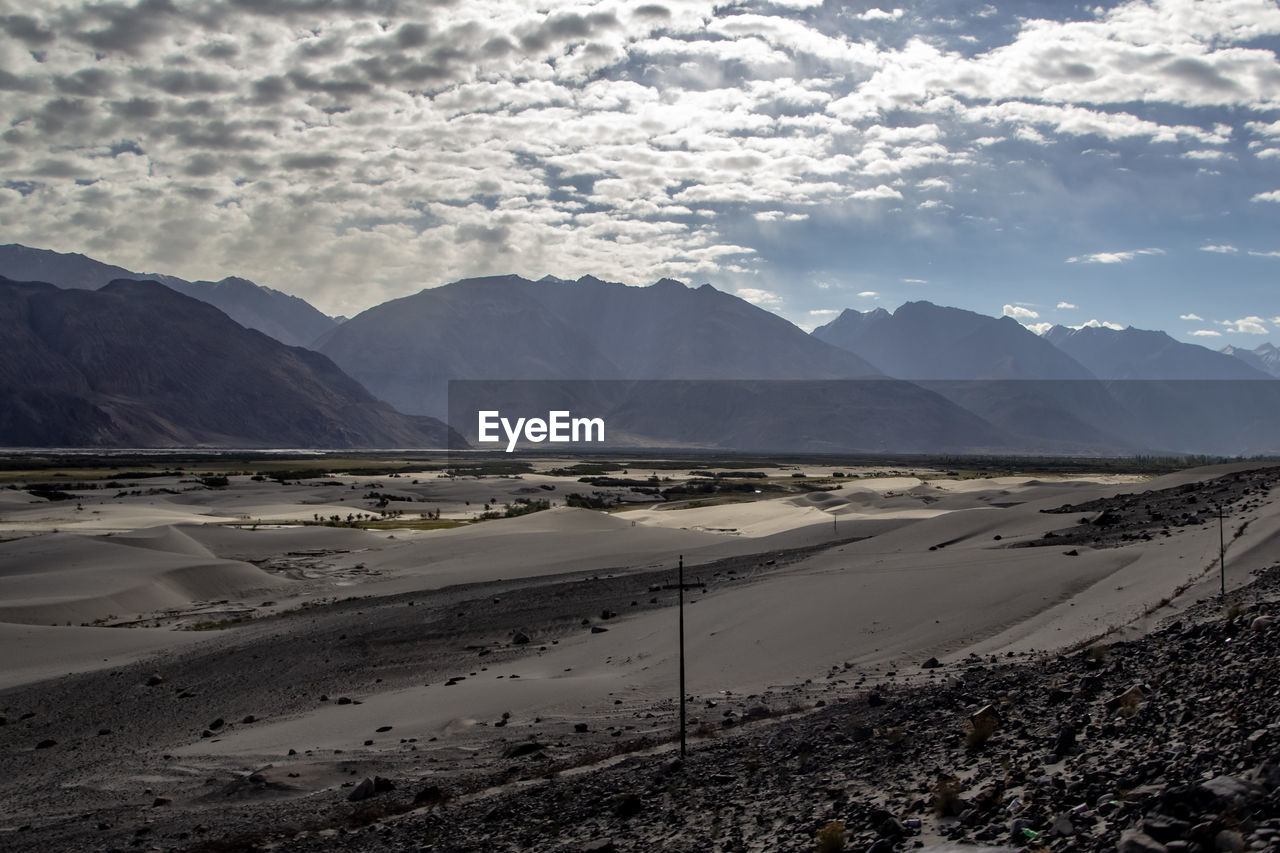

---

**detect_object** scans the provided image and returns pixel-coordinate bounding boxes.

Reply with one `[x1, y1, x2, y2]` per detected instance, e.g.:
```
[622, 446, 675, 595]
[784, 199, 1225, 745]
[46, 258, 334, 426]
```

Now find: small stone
[414, 785, 446, 807]
[504, 741, 546, 758]
[1105, 684, 1146, 713]
[614, 794, 642, 819]
[34, 739, 56, 750]
[347, 777, 375, 801]
[145, 674, 165, 687]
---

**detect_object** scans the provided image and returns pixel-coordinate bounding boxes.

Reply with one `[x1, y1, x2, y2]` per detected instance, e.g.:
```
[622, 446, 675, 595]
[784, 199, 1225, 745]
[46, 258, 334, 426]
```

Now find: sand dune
[0, 529, 291, 626]
[0, 622, 207, 690]
[163, 464, 1280, 767]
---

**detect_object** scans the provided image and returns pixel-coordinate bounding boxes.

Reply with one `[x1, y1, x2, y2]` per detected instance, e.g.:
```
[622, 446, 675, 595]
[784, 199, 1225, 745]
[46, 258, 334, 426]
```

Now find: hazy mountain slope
[0, 276, 456, 448]
[0, 244, 337, 348]
[1044, 325, 1272, 380]
[812, 301, 1096, 380]
[315, 275, 882, 417]
[1221, 343, 1280, 379]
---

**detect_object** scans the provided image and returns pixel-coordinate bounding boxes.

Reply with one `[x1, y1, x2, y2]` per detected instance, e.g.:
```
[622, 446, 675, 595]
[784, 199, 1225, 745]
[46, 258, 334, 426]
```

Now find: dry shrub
[815, 820, 846, 853]
[932, 775, 962, 817]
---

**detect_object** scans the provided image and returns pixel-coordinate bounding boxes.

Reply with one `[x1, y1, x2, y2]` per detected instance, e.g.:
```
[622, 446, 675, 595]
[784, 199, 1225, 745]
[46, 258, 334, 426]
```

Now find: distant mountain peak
[1049, 322, 1271, 380]
[0, 243, 337, 348]
[1220, 340, 1280, 378]
[814, 300, 1096, 380]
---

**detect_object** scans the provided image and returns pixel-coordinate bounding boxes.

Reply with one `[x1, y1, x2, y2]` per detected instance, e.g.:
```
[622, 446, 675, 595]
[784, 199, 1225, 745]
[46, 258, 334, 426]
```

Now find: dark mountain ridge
[0, 276, 456, 449]
[0, 244, 337, 348]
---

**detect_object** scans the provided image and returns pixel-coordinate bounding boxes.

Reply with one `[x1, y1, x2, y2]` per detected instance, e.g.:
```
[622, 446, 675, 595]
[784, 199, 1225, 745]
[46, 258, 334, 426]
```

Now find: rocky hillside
[0, 276, 457, 448]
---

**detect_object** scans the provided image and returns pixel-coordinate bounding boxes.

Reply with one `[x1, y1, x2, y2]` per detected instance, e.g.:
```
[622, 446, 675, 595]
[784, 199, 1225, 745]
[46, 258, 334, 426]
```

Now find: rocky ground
[1031, 466, 1280, 550]
[3, 470, 1280, 853]
[258, 566, 1280, 853]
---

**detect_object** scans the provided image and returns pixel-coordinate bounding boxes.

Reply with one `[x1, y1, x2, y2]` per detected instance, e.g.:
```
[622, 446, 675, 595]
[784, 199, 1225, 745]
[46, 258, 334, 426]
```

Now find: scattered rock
[1105, 684, 1147, 713]
[414, 785, 447, 807]
[504, 741, 546, 758]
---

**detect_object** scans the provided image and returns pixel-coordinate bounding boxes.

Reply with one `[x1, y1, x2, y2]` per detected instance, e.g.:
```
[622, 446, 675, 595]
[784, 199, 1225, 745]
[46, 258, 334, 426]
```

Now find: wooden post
[1219, 502, 1226, 600]
[678, 554, 686, 758]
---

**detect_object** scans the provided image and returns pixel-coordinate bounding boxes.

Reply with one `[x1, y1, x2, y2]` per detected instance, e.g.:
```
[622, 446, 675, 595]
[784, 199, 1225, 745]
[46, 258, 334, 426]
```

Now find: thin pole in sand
[1219, 502, 1226, 600]
[678, 553, 686, 758]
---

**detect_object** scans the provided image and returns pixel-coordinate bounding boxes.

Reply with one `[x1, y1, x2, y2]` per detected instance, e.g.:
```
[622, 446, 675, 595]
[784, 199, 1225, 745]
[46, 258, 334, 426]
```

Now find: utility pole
[678, 553, 686, 758]
[1219, 502, 1226, 600]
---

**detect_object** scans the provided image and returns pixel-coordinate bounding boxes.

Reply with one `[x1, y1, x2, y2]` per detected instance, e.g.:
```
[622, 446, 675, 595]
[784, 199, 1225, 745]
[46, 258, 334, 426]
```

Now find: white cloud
[1, 0, 1279, 317]
[1066, 248, 1165, 264]
[857, 290, 879, 297]
[1200, 244, 1238, 253]
[1075, 319, 1125, 330]
[1025, 322, 1053, 335]
[1248, 250, 1280, 258]
[1219, 316, 1269, 334]
[808, 308, 840, 317]
[1057, 301, 1076, 309]
[849, 184, 904, 200]
[1003, 304, 1039, 321]
[856, 9, 905, 21]
[1190, 329, 1222, 337]
[902, 278, 927, 284]
[1180, 313, 1205, 321]
[734, 287, 783, 308]
[1246, 120, 1280, 137]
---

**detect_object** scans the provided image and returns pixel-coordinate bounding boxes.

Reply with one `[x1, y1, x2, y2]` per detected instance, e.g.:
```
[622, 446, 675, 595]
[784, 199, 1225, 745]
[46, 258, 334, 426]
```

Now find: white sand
[9, 462, 1277, 762]
[162, 465, 1280, 763]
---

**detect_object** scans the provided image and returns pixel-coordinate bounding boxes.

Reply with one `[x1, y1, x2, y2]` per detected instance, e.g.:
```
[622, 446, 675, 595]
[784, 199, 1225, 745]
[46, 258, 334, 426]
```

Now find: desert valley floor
[1, 457, 1279, 852]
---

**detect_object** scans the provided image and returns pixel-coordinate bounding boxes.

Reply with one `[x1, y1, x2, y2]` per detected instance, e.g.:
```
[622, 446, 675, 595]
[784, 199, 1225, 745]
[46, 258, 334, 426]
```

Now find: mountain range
[315, 273, 881, 417]
[4, 242, 1280, 454]
[0, 275, 455, 448]
[1220, 343, 1280, 379]
[0, 244, 337, 348]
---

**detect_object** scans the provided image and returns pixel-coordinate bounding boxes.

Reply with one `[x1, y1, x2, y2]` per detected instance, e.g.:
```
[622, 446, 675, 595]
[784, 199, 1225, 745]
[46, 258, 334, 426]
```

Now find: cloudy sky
[2, 0, 1279, 342]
